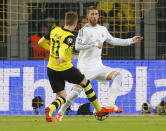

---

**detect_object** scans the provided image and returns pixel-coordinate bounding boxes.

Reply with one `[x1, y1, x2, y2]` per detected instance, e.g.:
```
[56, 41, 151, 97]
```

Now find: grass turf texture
[0, 116, 166, 131]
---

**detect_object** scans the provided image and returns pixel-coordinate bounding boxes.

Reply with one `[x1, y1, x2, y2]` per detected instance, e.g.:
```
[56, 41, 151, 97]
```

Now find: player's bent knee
[72, 87, 82, 94]
[79, 77, 88, 86]
[57, 91, 67, 100]
[74, 84, 82, 89]
[107, 71, 117, 80]
[79, 79, 90, 88]
[112, 72, 122, 80]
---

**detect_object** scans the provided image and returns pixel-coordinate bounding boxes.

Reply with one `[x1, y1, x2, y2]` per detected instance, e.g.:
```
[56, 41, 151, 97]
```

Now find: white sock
[58, 87, 82, 115]
[108, 72, 122, 107]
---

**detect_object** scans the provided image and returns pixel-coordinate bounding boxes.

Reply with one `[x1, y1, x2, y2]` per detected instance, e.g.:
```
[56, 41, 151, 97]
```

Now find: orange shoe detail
[95, 107, 109, 117]
[55, 113, 63, 122]
[45, 107, 53, 122]
[106, 105, 123, 113]
[102, 106, 114, 114]
[114, 105, 123, 113]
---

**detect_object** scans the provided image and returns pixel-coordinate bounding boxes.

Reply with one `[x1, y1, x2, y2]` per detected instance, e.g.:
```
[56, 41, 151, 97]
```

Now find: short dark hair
[87, 6, 98, 14]
[65, 11, 78, 26]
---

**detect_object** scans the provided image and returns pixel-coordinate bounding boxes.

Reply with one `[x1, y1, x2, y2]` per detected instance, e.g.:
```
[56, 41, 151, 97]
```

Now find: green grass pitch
[0, 115, 166, 131]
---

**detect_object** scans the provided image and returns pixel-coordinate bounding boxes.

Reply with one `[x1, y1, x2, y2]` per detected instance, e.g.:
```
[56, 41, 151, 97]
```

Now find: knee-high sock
[58, 88, 82, 115]
[49, 96, 66, 117]
[83, 80, 101, 112]
[108, 72, 122, 106]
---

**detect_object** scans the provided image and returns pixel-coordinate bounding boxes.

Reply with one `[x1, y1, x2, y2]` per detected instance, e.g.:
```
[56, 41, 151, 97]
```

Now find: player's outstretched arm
[38, 37, 50, 50]
[75, 37, 98, 50]
[105, 27, 143, 46]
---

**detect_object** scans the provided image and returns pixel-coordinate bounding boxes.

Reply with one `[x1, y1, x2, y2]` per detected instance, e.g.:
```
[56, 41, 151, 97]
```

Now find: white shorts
[78, 64, 117, 82]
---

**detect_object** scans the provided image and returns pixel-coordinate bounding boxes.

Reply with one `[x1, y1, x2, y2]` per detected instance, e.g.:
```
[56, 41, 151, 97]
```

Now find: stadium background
[0, 0, 166, 116]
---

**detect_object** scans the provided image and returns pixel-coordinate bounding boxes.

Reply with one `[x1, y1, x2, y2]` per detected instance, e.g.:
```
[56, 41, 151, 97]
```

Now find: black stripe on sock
[60, 96, 66, 103]
[52, 102, 59, 109]
[88, 95, 97, 102]
[82, 80, 90, 88]
[85, 88, 93, 95]
[57, 99, 62, 106]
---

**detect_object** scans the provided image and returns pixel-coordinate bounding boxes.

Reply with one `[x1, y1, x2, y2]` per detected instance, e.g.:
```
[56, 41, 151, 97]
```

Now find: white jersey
[75, 24, 134, 68]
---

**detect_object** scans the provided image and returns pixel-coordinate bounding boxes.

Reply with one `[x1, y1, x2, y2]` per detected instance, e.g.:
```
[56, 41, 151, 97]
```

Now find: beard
[89, 19, 97, 26]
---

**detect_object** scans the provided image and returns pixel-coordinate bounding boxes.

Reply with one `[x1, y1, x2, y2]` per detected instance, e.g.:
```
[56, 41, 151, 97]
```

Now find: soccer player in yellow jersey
[38, 11, 113, 122]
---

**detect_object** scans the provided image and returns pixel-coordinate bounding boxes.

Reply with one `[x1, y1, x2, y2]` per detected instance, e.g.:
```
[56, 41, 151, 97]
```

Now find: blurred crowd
[28, 2, 136, 60]
[28, 16, 88, 60]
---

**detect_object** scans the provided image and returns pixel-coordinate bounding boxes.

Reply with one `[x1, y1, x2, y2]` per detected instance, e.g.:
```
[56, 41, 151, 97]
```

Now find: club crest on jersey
[67, 38, 73, 44]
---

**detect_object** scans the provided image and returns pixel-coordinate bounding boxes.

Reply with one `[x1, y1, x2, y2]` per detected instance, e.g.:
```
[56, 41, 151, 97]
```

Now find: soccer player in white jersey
[55, 6, 143, 121]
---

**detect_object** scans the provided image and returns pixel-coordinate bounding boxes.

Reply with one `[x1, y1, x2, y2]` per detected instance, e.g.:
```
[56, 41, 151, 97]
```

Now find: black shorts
[47, 67, 84, 93]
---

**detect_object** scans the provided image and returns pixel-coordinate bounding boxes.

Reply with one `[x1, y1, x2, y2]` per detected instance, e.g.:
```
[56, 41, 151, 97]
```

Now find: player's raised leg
[107, 71, 123, 113]
[56, 87, 82, 121]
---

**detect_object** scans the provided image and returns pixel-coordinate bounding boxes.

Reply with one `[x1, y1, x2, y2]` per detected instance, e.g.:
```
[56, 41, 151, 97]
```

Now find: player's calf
[80, 79, 102, 112]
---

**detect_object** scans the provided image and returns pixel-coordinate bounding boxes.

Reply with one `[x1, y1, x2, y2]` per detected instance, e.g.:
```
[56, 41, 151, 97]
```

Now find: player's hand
[56, 58, 66, 64]
[98, 42, 103, 49]
[132, 36, 143, 43]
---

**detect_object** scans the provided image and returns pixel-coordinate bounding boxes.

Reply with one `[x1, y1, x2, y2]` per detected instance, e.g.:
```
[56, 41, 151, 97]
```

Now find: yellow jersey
[44, 26, 75, 71]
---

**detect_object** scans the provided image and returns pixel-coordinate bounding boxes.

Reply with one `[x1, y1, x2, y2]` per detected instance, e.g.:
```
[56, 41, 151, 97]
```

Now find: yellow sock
[83, 81, 101, 112]
[49, 97, 66, 117]
[91, 99, 102, 112]
[49, 104, 56, 117]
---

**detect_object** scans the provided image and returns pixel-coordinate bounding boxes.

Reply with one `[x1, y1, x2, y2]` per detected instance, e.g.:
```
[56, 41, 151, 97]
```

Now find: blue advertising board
[0, 60, 166, 115]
